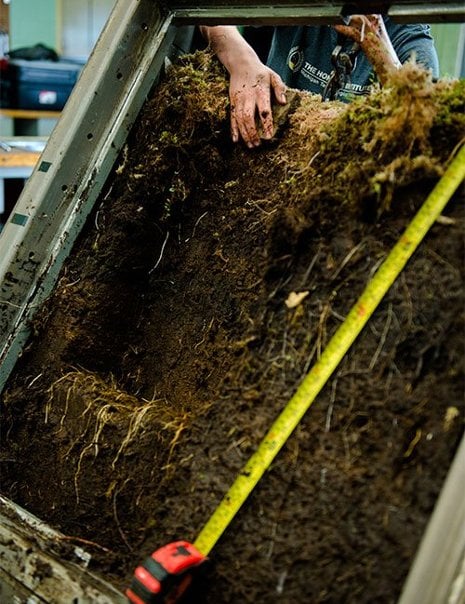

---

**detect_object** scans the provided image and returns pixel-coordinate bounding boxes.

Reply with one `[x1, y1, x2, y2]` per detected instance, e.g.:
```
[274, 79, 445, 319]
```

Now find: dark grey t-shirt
[267, 19, 439, 101]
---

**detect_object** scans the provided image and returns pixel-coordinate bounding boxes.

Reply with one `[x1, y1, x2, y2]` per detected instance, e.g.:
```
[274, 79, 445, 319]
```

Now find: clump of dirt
[1, 52, 464, 603]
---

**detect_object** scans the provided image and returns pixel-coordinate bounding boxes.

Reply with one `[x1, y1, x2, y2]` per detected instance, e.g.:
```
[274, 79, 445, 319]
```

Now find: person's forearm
[200, 26, 261, 74]
[200, 25, 287, 147]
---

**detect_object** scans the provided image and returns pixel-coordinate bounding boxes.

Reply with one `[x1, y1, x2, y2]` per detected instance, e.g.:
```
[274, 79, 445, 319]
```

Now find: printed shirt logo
[287, 46, 304, 72]
[286, 46, 372, 100]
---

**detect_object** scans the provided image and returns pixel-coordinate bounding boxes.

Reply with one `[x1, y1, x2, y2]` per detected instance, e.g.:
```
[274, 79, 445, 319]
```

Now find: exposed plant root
[45, 370, 191, 502]
[56, 534, 112, 553]
[113, 479, 133, 552]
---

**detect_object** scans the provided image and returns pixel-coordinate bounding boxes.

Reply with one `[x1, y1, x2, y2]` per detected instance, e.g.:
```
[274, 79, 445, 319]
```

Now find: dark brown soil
[1, 52, 464, 603]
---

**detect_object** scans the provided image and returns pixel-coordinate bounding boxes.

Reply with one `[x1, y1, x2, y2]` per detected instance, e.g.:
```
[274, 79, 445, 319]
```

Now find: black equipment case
[1, 59, 83, 110]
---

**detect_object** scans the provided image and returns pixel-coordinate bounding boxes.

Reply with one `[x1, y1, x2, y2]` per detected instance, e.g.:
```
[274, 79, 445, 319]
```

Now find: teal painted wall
[430, 24, 464, 78]
[9, 0, 57, 51]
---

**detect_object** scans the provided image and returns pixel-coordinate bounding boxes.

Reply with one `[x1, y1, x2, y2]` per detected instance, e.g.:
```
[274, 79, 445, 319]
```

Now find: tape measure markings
[194, 144, 465, 556]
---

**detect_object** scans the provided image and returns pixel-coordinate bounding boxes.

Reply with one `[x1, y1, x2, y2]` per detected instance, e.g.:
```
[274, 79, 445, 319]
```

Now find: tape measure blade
[195, 144, 465, 557]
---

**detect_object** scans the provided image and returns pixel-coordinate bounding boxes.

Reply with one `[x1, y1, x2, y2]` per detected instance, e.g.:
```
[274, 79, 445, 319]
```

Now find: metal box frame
[0, 1, 463, 601]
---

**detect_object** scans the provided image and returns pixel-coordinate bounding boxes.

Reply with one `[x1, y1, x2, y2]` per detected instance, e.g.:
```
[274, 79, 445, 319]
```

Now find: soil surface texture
[1, 53, 464, 603]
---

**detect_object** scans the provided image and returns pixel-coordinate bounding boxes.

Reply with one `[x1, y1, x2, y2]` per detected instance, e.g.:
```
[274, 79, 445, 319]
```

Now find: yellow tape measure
[194, 145, 465, 556]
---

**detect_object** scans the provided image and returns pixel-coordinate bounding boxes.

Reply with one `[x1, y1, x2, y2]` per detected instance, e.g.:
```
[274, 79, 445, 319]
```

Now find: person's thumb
[270, 71, 287, 104]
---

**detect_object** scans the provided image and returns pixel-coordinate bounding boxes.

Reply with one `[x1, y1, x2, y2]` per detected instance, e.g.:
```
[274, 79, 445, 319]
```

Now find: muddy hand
[199, 25, 287, 148]
[334, 15, 401, 85]
[229, 66, 287, 148]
